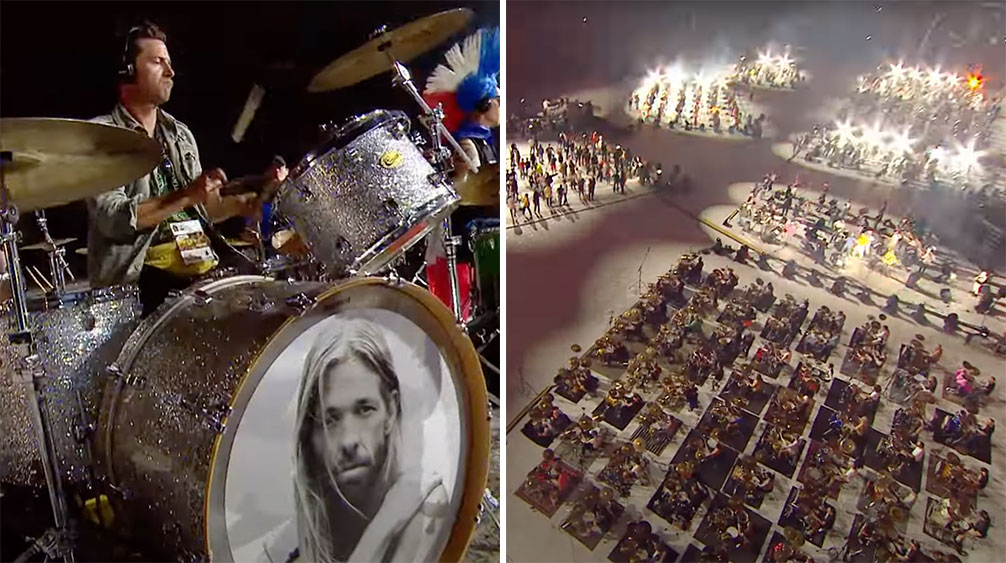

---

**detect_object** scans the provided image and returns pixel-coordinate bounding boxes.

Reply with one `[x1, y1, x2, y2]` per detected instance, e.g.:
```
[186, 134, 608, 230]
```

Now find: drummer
[87, 22, 287, 316]
[422, 27, 500, 276]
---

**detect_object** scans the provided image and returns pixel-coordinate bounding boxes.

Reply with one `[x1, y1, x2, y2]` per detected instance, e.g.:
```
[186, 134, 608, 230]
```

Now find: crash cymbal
[75, 247, 87, 256]
[456, 164, 501, 206]
[21, 237, 77, 251]
[1, 118, 161, 212]
[307, 8, 474, 92]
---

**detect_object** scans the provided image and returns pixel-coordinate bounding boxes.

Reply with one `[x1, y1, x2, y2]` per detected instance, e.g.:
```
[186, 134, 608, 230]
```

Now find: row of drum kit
[1, 9, 497, 562]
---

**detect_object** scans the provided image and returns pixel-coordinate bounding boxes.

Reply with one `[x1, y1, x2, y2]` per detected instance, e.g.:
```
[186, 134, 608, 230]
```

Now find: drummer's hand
[186, 168, 228, 205]
[232, 192, 261, 219]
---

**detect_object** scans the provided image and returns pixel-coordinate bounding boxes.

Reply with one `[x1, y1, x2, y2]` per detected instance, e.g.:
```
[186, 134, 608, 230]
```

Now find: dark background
[1, 0, 498, 279]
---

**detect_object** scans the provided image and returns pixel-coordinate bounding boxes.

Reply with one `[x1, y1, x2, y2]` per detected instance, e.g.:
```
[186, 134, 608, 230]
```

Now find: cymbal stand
[442, 215, 464, 325]
[35, 209, 73, 295]
[381, 51, 479, 174]
[1, 152, 75, 562]
[378, 54, 471, 323]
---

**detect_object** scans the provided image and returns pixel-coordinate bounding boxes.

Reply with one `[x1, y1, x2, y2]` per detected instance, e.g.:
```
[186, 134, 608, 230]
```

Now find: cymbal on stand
[21, 237, 78, 251]
[1, 118, 161, 212]
[308, 8, 474, 92]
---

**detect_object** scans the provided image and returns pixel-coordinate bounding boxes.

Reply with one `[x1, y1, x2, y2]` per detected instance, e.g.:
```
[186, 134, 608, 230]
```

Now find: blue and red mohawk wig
[423, 27, 500, 134]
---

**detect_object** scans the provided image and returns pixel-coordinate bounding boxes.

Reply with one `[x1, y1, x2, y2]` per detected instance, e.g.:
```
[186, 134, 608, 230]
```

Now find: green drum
[469, 218, 500, 314]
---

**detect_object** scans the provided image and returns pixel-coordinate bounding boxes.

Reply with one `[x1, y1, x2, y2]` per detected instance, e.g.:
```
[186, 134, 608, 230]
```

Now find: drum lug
[384, 268, 403, 286]
[108, 365, 144, 388]
[427, 171, 449, 188]
[334, 235, 353, 254]
[284, 293, 316, 311]
[80, 311, 97, 331]
[382, 199, 401, 217]
[192, 290, 213, 307]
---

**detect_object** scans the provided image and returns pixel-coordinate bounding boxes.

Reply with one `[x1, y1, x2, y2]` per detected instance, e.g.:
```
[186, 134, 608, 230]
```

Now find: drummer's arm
[454, 138, 481, 176]
[90, 185, 203, 242]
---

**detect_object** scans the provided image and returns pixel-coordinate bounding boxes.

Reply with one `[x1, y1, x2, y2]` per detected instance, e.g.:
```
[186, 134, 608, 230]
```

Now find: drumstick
[232, 84, 265, 143]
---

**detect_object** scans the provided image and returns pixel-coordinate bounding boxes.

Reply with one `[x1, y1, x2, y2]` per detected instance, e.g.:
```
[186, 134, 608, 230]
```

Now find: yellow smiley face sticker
[379, 150, 405, 169]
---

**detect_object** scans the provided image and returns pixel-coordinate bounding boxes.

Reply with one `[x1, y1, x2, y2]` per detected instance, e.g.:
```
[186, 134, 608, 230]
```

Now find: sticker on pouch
[170, 219, 217, 265]
[379, 150, 405, 169]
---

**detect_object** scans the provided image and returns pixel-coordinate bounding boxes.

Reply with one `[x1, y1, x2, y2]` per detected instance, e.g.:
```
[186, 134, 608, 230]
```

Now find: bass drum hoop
[100, 276, 489, 562]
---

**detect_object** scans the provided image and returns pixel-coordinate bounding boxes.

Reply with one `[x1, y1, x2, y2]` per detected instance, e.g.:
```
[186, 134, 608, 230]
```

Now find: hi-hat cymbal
[1, 118, 161, 212]
[307, 8, 474, 92]
[21, 237, 77, 251]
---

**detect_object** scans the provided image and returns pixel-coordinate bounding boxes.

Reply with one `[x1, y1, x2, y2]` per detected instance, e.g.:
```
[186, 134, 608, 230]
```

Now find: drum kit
[1, 9, 497, 562]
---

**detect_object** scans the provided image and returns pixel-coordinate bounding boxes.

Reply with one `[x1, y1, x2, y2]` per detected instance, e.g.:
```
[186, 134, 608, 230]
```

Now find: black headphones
[117, 25, 145, 82]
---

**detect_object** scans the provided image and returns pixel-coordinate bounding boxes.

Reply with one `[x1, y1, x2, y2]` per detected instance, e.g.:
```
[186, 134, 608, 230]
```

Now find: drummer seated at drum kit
[87, 22, 288, 315]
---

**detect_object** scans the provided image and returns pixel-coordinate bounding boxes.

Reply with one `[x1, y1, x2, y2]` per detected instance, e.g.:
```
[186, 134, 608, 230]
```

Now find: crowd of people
[789, 62, 1003, 193]
[516, 237, 999, 561]
[730, 48, 805, 90]
[627, 67, 766, 137]
[505, 125, 658, 225]
[732, 173, 1006, 322]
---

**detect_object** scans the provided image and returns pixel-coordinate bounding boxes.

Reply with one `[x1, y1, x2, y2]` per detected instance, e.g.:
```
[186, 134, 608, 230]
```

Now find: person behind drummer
[88, 22, 286, 315]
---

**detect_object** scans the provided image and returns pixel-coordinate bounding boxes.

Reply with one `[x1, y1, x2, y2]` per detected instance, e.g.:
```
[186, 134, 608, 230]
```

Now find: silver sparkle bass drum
[1, 285, 141, 490]
[275, 110, 459, 277]
[94, 276, 489, 562]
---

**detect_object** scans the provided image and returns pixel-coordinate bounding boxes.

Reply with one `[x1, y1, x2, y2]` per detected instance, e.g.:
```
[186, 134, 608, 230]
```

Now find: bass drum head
[196, 279, 488, 562]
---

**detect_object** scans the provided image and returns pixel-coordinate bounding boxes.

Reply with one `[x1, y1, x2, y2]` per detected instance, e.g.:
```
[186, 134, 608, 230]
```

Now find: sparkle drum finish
[0, 285, 141, 488]
[275, 110, 459, 277]
[469, 219, 500, 315]
[95, 276, 489, 561]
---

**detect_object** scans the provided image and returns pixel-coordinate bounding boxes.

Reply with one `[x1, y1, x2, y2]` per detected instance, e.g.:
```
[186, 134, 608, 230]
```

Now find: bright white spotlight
[862, 121, 885, 147]
[834, 118, 856, 143]
[757, 50, 773, 66]
[953, 138, 986, 173]
[927, 66, 943, 84]
[889, 61, 905, 77]
[890, 128, 915, 154]
[666, 63, 687, 86]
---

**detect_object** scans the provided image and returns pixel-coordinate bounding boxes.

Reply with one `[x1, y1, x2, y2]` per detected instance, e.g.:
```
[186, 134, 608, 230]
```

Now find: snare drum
[95, 276, 488, 562]
[0, 285, 140, 489]
[276, 110, 459, 277]
[469, 219, 500, 315]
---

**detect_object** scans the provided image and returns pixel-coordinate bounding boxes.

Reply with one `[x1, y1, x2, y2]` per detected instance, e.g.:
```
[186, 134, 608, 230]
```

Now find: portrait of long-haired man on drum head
[292, 318, 448, 563]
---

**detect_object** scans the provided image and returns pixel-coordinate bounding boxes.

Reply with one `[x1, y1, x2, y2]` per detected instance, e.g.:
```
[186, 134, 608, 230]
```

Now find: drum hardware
[31, 210, 74, 295]
[192, 290, 213, 307]
[3, 156, 76, 562]
[478, 488, 500, 530]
